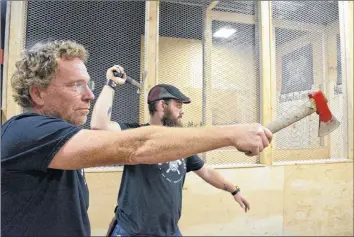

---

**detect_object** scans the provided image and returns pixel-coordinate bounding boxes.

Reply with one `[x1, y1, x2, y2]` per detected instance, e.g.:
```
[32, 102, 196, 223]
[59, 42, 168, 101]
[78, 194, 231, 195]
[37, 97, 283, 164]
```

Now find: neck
[24, 107, 38, 113]
[24, 106, 49, 117]
[149, 114, 163, 126]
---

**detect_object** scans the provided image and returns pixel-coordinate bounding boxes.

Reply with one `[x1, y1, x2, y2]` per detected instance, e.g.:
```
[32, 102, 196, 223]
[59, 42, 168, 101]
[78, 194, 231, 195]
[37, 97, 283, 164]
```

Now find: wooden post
[258, 1, 275, 165]
[2, 1, 26, 122]
[339, 1, 353, 159]
[201, 4, 216, 162]
[142, 0, 160, 124]
[203, 8, 213, 127]
[207, 1, 219, 10]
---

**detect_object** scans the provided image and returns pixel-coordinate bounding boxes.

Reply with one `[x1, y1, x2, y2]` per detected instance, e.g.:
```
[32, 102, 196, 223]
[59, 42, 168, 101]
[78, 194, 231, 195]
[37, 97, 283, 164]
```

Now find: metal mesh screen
[157, 1, 205, 162]
[25, 1, 145, 171]
[208, 10, 260, 165]
[157, 1, 260, 166]
[22, 1, 349, 168]
[158, 0, 204, 131]
[25, 1, 145, 129]
[272, 1, 348, 162]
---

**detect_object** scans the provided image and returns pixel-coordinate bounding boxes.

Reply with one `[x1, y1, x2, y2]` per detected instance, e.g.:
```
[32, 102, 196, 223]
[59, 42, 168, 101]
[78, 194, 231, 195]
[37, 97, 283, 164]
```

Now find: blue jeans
[110, 222, 182, 236]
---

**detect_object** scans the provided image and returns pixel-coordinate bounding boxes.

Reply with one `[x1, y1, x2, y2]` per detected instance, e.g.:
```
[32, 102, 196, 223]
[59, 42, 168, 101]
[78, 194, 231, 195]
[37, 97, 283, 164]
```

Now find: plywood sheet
[85, 172, 122, 236]
[179, 166, 285, 236]
[283, 163, 353, 236]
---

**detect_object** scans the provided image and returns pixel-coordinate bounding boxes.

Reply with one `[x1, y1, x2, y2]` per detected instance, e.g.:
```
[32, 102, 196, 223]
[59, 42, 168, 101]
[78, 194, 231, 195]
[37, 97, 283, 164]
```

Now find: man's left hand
[233, 193, 250, 212]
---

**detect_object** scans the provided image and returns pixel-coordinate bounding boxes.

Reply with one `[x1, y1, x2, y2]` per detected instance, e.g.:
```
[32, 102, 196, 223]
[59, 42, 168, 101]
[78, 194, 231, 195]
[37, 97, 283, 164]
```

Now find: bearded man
[91, 65, 252, 237]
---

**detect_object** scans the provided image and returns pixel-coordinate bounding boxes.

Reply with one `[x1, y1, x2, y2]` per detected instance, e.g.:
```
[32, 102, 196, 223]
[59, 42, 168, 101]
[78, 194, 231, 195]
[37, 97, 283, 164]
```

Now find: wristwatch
[231, 185, 240, 196]
[106, 79, 118, 89]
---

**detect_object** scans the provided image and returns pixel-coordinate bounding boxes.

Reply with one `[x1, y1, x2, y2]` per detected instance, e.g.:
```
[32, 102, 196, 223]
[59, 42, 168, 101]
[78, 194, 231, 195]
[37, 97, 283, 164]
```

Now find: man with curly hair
[1, 39, 272, 236]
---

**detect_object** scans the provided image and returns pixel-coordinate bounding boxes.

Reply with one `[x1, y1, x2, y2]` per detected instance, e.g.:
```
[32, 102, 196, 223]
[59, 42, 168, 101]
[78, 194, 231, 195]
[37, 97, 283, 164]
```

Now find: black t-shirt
[116, 122, 204, 236]
[1, 112, 90, 236]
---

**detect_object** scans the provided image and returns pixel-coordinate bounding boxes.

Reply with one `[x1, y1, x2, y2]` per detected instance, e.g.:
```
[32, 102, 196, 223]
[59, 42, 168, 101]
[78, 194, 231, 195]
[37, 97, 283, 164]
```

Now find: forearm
[198, 167, 237, 193]
[50, 125, 234, 170]
[90, 85, 115, 129]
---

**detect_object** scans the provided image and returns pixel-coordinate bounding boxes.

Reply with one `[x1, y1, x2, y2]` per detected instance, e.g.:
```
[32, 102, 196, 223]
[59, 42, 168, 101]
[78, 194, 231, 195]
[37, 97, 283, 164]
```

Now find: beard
[161, 108, 183, 127]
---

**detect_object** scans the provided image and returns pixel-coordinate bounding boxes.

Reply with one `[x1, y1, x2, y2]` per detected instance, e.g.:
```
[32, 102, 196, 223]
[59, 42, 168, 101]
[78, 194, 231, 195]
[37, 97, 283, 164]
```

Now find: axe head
[136, 71, 148, 94]
[141, 71, 148, 83]
[308, 90, 340, 137]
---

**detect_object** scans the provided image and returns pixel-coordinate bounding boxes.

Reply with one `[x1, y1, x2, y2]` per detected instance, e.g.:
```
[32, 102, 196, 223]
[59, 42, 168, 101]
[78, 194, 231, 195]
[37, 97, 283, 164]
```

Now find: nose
[180, 110, 184, 117]
[82, 87, 95, 101]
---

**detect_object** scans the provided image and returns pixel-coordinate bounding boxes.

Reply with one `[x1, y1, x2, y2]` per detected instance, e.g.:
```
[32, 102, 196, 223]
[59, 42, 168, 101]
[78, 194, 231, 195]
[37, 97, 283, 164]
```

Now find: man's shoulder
[1, 112, 80, 142]
[3, 112, 65, 124]
[2, 112, 73, 133]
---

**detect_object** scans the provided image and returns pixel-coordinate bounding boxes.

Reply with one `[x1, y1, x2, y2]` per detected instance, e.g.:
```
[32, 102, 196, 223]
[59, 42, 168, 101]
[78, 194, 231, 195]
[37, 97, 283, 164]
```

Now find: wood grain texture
[282, 163, 353, 236]
[86, 162, 353, 236]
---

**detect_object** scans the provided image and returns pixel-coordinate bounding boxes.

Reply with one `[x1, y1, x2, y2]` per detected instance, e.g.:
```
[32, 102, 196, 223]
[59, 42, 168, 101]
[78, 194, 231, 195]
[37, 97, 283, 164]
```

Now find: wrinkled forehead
[54, 57, 90, 83]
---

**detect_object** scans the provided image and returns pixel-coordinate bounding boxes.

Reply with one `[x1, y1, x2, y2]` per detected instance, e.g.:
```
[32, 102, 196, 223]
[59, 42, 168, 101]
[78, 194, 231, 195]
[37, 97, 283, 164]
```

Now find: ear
[156, 100, 165, 112]
[29, 86, 46, 107]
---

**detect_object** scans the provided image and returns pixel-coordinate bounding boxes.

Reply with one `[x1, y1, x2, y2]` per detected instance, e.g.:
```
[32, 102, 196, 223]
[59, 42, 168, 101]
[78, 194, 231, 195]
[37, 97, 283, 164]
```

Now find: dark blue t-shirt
[1, 112, 90, 236]
[115, 122, 204, 236]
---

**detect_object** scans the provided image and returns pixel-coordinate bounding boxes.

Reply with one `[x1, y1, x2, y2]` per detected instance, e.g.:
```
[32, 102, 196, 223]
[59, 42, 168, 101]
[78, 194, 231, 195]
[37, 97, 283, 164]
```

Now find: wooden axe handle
[266, 100, 316, 134]
[242, 99, 316, 156]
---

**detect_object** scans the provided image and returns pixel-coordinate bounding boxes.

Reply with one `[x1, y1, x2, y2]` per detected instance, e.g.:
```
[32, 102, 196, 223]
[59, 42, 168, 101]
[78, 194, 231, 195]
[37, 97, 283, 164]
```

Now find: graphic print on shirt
[158, 159, 186, 183]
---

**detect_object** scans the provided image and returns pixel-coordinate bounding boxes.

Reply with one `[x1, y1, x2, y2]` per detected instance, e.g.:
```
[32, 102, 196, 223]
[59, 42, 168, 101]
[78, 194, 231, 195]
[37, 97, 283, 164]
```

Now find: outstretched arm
[50, 125, 233, 169]
[73, 64, 272, 171]
[194, 165, 250, 212]
[50, 121, 271, 170]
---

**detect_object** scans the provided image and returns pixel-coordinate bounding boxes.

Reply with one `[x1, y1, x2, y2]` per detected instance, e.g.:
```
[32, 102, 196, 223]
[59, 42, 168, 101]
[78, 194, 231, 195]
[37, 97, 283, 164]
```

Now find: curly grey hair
[11, 39, 89, 108]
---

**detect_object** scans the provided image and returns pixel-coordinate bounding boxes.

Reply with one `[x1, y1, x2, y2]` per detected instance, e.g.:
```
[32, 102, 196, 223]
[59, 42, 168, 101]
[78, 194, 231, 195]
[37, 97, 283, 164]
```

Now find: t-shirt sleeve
[118, 122, 141, 130]
[1, 114, 80, 172]
[186, 155, 205, 172]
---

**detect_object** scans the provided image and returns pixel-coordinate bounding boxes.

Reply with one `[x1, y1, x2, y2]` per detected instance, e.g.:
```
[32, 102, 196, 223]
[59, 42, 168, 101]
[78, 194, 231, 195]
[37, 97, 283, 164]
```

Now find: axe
[112, 71, 147, 94]
[266, 90, 340, 137]
[244, 90, 340, 156]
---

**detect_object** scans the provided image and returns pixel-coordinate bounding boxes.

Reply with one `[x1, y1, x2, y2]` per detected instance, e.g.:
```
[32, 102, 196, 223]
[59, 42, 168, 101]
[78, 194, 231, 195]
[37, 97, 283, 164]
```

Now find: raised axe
[244, 90, 340, 156]
[112, 70, 147, 94]
[266, 90, 340, 137]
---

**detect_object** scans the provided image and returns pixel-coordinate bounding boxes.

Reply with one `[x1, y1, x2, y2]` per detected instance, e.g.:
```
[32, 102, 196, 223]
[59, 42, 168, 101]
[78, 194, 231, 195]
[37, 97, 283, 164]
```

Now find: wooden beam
[3, 1, 26, 122]
[201, 8, 214, 162]
[208, 10, 255, 25]
[1, 1, 11, 125]
[142, 0, 160, 124]
[207, 1, 219, 10]
[339, 1, 353, 159]
[273, 18, 325, 33]
[203, 10, 213, 127]
[258, 1, 274, 166]
[208, 10, 325, 33]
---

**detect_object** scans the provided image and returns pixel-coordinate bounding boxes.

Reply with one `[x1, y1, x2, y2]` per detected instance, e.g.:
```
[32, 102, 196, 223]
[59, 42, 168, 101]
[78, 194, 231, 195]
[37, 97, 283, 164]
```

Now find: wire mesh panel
[208, 3, 260, 165]
[157, 1, 260, 166]
[158, 0, 204, 130]
[271, 1, 347, 162]
[25, 1, 145, 171]
[23, 0, 348, 167]
[26, 1, 145, 129]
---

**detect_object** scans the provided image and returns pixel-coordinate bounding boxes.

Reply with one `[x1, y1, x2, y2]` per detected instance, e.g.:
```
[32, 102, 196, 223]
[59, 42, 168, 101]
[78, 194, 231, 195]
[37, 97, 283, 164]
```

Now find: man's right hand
[106, 65, 126, 85]
[231, 123, 273, 156]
